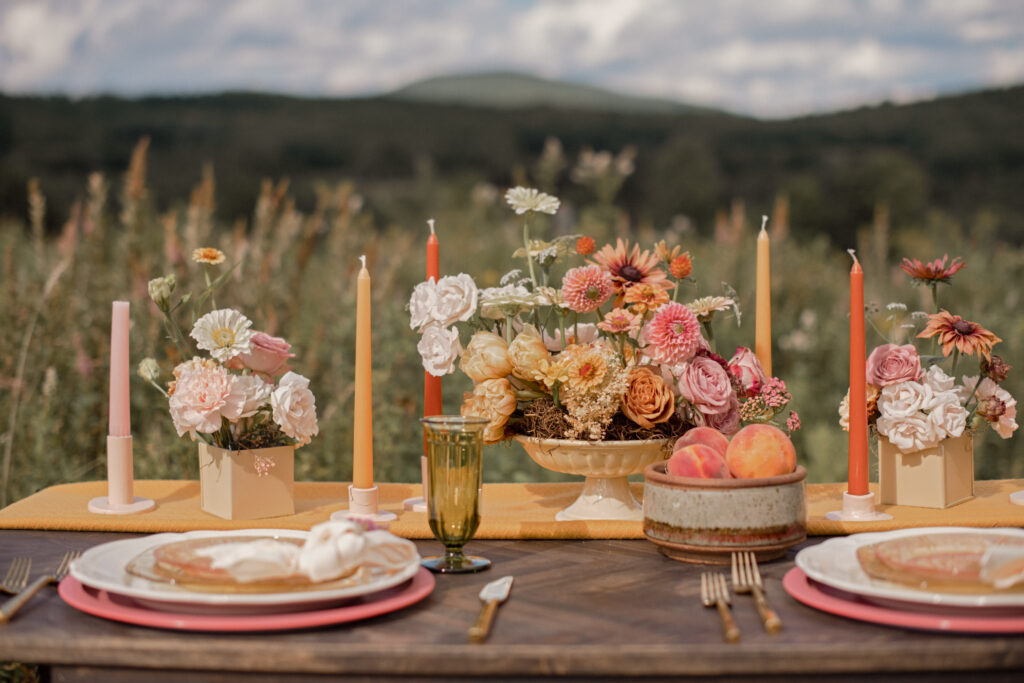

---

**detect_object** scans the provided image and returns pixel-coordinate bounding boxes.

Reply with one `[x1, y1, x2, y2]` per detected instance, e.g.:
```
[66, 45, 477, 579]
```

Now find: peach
[725, 424, 796, 479]
[667, 444, 731, 479]
[673, 427, 729, 457]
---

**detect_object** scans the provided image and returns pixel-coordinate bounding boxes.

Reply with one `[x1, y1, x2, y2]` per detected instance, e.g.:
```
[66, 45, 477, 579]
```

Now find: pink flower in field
[643, 302, 702, 366]
[561, 265, 613, 314]
[866, 343, 922, 387]
[728, 347, 768, 398]
[225, 332, 295, 380]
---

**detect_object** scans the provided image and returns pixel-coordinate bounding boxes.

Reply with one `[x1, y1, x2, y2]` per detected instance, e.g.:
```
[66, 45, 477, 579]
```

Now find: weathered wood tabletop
[1, 530, 1022, 682]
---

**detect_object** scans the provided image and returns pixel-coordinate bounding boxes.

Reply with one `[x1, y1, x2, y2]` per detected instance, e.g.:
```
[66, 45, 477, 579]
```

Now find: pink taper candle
[109, 301, 131, 437]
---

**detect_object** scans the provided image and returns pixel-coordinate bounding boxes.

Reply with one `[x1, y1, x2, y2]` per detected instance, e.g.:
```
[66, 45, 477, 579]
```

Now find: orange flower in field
[576, 236, 596, 256]
[591, 238, 672, 295]
[917, 310, 1001, 360]
[192, 247, 226, 265]
[900, 254, 964, 284]
[623, 282, 670, 313]
[670, 253, 693, 279]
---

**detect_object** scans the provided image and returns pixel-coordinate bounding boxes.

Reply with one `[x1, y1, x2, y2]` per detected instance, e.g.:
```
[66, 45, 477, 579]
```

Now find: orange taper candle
[424, 219, 442, 420]
[848, 250, 869, 496]
[755, 216, 772, 376]
[353, 255, 374, 490]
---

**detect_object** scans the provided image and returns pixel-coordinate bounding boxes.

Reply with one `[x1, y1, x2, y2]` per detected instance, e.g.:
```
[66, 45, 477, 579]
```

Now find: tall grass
[1, 139, 1021, 505]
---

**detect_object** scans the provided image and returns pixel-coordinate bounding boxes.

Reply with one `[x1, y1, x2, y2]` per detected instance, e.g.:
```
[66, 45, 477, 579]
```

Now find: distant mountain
[388, 71, 716, 115]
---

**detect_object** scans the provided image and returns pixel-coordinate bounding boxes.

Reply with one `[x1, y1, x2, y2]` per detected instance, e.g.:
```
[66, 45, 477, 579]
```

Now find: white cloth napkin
[980, 545, 1024, 589]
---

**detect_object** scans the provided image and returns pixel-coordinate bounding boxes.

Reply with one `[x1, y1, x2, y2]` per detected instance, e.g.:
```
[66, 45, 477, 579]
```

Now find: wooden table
[1, 530, 1022, 682]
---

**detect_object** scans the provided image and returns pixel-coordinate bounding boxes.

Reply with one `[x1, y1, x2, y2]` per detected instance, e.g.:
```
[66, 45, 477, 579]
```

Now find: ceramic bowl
[642, 462, 807, 564]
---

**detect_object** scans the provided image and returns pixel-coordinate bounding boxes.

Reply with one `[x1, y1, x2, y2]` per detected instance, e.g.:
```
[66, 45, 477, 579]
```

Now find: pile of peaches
[666, 424, 796, 480]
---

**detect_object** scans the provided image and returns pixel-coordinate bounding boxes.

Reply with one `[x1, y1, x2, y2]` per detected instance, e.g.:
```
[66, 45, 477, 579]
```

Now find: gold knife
[468, 575, 513, 643]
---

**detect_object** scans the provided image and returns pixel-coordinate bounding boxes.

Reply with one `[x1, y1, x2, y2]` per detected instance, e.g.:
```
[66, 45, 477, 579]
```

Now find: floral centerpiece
[409, 188, 798, 519]
[838, 255, 1016, 507]
[139, 247, 319, 518]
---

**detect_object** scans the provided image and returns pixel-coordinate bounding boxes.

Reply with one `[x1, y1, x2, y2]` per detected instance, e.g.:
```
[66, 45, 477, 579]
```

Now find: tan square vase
[197, 443, 295, 519]
[878, 431, 974, 509]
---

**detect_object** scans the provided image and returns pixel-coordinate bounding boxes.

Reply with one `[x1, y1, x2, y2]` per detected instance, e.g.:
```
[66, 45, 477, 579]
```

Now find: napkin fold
[980, 545, 1024, 589]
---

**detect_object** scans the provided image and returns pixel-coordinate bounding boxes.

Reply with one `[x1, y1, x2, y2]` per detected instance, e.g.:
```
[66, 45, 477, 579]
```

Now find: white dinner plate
[795, 526, 1024, 609]
[69, 529, 421, 614]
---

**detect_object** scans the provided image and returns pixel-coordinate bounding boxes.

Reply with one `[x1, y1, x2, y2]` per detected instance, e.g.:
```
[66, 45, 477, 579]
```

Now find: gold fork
[732, 551, 782, 634]
[0, 558, 31, 595]
[700, 573, 740, 643]
[0, 551, 80, 623]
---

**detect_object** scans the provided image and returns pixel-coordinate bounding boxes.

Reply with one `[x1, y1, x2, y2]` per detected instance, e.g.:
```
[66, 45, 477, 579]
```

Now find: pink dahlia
[561, 265, 614, 314]
[643, 302, 702, 365]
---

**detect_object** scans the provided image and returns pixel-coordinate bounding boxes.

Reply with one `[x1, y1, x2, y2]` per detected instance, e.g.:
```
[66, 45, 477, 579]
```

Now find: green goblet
[420, 416, 491, 574]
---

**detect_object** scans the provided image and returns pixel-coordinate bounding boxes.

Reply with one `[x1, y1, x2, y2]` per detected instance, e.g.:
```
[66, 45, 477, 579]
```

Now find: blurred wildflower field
[1, 138, 1022, 506]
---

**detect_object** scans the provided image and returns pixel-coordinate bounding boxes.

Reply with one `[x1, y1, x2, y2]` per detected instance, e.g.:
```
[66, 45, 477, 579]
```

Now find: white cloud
[0, 0, 1022, 117]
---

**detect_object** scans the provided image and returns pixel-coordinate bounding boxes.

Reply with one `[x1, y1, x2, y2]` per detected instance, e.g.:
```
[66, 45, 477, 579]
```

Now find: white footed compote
[515, 436, 671, 521]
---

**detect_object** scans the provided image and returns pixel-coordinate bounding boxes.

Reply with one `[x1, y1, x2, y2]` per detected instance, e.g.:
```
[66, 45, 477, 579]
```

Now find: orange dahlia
[575, 236, 595, 256]
[917, 310, 1001, 360]
[591, 238, 672, 295]
[623, 282, 670, 314]
[900, 254, 965, 285]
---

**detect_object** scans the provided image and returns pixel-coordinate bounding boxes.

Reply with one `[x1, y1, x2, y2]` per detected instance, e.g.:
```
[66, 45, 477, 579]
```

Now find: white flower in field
[877, 411, 936, 453]
[271, 372, 319, 446]
[435, 273, 478, 326]
[504, 186, 560, 215]
[147, 275, 175, 309]
[191, 309, 254, 363]
[876, 381, 932, 420]
[228, 373, 273, 418]
[408, 280, 439, 332]
[417, 323, 462, 377]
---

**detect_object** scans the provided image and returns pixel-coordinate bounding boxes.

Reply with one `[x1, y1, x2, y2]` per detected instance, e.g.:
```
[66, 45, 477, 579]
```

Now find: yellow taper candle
[755, 215, 772, 376]
[353, 254, 373, 489]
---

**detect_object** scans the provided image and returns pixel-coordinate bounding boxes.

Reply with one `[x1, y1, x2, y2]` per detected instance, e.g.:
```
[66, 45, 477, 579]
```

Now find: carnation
[168, 358, 240, 438]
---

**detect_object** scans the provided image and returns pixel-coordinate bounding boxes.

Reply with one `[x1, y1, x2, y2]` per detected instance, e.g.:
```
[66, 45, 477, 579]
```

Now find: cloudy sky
[2, 0, 1022, 117]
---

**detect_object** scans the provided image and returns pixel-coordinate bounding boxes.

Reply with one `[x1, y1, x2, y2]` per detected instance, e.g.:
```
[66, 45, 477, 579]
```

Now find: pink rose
[728, 346, 768, 398]
[866, 344, 921, 387]
[676, 355, 736, 418]
[226, 332, 295, 379]
[705, 393, 741, 435]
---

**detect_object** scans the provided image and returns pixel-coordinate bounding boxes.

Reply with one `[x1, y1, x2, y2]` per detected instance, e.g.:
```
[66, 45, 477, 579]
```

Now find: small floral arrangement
[410, 187, 798, 445]
[139, 248, 319, 460]
[839, 255, 1016, 453]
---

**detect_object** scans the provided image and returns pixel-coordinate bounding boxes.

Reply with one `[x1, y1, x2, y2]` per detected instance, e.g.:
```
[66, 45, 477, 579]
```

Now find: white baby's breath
[191, 309, 254, 363]
[504, 186, 560, 215]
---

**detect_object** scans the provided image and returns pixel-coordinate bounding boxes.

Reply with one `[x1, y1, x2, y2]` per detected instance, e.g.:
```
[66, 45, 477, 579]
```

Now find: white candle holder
[402, 456, 428, 512]
[1010, 490, 1024, 507]
[88, 436, 155, 514]
[825, 491, 893, 522]
[331, 485, 398, 523]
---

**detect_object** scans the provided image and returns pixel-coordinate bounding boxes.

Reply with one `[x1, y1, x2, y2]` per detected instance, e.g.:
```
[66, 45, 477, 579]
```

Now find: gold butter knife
[468, 575, 513, 643]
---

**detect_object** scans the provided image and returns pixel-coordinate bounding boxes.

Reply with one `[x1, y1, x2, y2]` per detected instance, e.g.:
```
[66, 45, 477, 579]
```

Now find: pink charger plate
[783, 568, 1024, 634]
[58, 568, 435, 632]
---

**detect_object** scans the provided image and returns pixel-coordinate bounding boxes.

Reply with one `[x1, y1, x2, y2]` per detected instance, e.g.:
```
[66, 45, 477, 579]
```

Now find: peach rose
[866, 343, 921, 387]
[728, 346, 768, 398]
[225, 331, 295, 379]
[508, 327, 551, 382]
[460, 331, 512, 382]
[461, 378, 517, 444]
[621, 366, 675, 429]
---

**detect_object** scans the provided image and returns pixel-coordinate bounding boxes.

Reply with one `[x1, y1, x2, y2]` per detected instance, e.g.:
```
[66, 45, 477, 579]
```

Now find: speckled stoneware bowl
[642, 462, 807, 564]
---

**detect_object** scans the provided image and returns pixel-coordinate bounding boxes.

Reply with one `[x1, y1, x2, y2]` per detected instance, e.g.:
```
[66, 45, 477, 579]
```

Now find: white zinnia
[434, 273, 478, 326]
[191, 309, 254, 363]
[228, 373, 273, 418]
[876, 381, 932, 420]
[504, 186, 560, 215]
[408, 280, 438, 332]
[271, 372, 319, 446]
[876, 412, 936, 453]
[417, 323, 462, 377]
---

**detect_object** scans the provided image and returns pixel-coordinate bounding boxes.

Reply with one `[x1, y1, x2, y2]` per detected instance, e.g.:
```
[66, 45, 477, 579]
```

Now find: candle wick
[360, 254, 366, 269]
[760, 215, 768, 232]
[427, 218, 435, 235]
[847, 249, 860, 266]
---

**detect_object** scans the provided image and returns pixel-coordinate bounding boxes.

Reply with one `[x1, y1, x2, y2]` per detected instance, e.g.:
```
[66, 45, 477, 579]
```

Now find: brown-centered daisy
[591, 238, 672, 295]
[917, 310, 1001, 360]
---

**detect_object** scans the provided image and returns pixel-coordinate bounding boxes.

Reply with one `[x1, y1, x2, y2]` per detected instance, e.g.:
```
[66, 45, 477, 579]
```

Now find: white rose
[228, 373, 273, 418]
[479, 285, 535, 319]
[923, 387, 961, 412]
[927, 400, 967, 440]
[408, 280, 438, 332]
[417, 323, 461, 377]
[838, 391, 850, 431]
[876, 412, 937, 453]
[922, 365, 955, 394]
[877, 381, 933, 420]
[435, 273, 478, 326]
[271, 372, 319, 446]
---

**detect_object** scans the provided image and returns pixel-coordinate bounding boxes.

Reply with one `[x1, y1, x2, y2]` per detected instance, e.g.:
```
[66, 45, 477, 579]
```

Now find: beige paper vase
[197, 443, 295, 520]
[878, 431, 974, 509]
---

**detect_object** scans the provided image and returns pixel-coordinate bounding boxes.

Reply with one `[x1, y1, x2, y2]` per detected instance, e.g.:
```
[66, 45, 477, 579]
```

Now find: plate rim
[795, 526, 1024, 608]
[69, 528, 421, 608]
